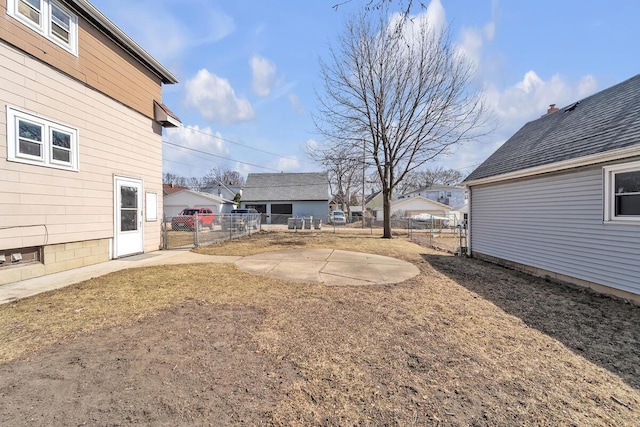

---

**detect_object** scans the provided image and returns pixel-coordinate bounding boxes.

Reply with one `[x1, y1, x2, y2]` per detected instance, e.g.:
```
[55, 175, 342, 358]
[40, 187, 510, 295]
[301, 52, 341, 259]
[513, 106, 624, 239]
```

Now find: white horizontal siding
[470, 167, 640, 295]
[0, 42, 163, 253]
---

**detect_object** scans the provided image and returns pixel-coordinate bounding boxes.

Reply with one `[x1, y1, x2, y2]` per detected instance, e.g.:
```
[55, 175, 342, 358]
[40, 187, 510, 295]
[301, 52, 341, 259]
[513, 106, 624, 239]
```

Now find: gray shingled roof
[242, 172, 328, 202]
[465, 74, 640, 182]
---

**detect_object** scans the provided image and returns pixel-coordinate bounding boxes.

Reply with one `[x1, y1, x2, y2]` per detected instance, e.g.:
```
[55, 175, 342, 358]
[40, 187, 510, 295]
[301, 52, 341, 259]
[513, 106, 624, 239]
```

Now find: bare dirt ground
[1, 231, 639, 426]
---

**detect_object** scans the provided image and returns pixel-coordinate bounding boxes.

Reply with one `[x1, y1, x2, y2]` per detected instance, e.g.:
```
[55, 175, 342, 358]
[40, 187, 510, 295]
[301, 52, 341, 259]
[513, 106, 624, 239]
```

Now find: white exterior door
[114, 176, 143, 257]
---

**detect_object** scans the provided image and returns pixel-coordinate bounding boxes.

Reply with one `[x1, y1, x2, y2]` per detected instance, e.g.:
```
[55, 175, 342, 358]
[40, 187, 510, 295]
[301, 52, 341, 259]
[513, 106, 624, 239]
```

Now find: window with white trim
[7, 106, 79, 171]
[603, 161, 640, 222]
[7, 0, 78, 56]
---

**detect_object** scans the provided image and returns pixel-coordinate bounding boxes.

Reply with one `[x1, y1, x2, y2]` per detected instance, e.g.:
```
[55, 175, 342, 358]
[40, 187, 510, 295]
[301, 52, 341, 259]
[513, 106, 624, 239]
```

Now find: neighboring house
[163, 183, 190, 196]
[389, 196, 453, 219]
[201, 183, 241, 202]
[0, 0, 179, 285]
[240, 172, 329, 224]
[399, 185, 467, 207]
[364, 190, 384, 220]
[464, 74, 640, 302]
[163, 190, 235, 219]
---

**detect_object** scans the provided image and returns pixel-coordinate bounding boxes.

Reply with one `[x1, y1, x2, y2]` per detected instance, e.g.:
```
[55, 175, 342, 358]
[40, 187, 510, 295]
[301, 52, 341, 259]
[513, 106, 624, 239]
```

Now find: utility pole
[362, 139, 365, 228]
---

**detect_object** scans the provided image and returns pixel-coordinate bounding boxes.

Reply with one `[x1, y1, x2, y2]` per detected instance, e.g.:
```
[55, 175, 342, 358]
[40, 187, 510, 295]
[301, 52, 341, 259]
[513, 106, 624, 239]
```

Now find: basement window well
[0, 247, 43, 268]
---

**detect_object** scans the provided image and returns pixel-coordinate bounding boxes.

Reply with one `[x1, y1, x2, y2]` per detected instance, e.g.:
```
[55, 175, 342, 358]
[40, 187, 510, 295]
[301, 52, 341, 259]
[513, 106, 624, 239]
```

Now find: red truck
[171, 208, 216, 231]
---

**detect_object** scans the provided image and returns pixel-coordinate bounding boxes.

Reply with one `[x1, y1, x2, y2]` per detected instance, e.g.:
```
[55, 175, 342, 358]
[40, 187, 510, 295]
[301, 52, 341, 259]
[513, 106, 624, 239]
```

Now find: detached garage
[163, 190, 235, 219]
[241, 172, 329, 224]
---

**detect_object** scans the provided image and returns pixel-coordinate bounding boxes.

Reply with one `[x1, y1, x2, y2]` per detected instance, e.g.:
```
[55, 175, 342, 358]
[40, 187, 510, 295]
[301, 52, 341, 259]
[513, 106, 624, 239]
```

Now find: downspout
[467, 186, 472, 257]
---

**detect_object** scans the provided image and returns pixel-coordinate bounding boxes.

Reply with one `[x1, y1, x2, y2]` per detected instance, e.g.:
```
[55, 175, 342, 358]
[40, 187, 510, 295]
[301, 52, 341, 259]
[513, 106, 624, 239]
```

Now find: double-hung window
[8, 0, 78, 55]
[7, 107, 79, 171]
[603, 161, 640, 222]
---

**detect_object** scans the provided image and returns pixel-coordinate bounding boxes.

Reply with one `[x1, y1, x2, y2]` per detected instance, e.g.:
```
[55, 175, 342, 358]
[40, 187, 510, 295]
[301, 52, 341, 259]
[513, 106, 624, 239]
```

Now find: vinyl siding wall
[469, 165, 640, 295]
[0, 1, 162, 119]
[0, 42, 163, 259]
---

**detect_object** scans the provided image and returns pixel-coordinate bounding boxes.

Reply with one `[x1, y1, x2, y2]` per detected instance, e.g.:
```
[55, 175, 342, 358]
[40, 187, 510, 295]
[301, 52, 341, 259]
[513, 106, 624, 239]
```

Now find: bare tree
[397, 167, 465, 194]
[307, 143, 363, 219]
[204, 166, 246, 188]
[420, 166, 464, 187]
[333, 0, 427, 14]
[163, 173, 187, 187]
[186, 177, 205, 192]
[315, 8, 491, 237]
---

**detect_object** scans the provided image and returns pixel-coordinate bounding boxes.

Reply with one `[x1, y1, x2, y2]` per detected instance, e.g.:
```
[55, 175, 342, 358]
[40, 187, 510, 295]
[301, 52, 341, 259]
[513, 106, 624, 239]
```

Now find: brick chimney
[547, 104, 559, 114]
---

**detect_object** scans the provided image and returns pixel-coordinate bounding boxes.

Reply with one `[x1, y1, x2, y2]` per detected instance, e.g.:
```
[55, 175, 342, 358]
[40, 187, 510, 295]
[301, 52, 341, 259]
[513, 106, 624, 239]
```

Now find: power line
[163, 145, 231, 170]
[174, 125, 299, 162]
[163, 140, 281, 172]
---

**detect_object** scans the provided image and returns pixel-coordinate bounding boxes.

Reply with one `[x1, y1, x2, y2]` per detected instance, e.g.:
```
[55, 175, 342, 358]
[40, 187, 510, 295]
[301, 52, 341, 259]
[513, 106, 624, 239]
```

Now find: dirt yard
[1, 231, 639, 426]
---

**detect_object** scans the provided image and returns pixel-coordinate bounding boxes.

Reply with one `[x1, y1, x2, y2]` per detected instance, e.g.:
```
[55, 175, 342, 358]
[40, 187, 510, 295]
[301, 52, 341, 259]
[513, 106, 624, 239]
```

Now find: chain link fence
[403, 213, 467, 255]
[162, 211, 467, 255]
[162, 212, 262, 249]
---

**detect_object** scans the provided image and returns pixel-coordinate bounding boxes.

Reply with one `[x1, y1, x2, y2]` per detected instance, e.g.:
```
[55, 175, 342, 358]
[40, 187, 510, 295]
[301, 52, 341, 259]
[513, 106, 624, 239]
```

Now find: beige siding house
[0, 0, 179, 285]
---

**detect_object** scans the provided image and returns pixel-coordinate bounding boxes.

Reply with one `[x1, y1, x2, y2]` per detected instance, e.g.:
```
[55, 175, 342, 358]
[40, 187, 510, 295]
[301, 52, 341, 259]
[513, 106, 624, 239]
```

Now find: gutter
[464, 145, 640, 187]
[71, 0, 178, 84]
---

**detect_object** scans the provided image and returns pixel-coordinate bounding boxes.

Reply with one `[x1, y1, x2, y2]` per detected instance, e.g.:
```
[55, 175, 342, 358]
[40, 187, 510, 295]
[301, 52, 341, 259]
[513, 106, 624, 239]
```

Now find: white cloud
[184, 69, 255, 124]
[288, 94, 305, 114]
[250, 55, 277, 97]
[483, 22, 496, 41]
[434, 72, 599, 176]
[486, 71, 598, 126]
[457, 27, 484, 66]
[94, 1, 234, 63]
[165, 125, 228, 155]
[277, 156, 300, 172]
[425, 0, 446, 31]
[163, 124, 230, 176]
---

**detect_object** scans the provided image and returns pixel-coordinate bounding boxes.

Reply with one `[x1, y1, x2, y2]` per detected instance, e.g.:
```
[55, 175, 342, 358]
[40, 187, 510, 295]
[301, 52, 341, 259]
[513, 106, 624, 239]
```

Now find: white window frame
[603, 160, 640, 222]
[7, 106, 79, 171]
[7, 0, 78, 56]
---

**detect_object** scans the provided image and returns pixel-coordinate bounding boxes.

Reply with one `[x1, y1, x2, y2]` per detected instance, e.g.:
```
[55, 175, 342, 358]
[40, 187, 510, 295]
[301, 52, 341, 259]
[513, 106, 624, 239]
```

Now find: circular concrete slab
[235, 249, 419, 286]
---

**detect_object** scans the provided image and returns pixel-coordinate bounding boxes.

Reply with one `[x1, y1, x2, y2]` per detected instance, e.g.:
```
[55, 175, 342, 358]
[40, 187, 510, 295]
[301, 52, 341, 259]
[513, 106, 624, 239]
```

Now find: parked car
[171, 208, 215, 231]
[221, 208, 260, 231]
[329, 210, 346, 225]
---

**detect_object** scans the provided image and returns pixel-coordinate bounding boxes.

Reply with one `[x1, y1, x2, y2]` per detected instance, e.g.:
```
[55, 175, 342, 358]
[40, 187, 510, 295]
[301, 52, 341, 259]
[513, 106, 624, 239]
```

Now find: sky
[89, 0, 640, 181]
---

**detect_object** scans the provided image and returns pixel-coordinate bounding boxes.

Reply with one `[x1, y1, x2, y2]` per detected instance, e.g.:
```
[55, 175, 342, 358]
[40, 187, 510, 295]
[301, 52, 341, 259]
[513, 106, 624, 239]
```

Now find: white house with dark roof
[163, 190, 235, 219]
[464, 74, 640, 302]
[399, 185, 467, 207]
[0, 0, 178, 285]
[240, 172, 329, 224]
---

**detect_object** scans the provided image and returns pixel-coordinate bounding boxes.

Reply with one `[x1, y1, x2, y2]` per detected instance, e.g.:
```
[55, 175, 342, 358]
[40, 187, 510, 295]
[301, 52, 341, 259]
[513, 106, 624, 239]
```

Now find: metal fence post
[194, 212, 200, 247]
[163, 213, 168, 249]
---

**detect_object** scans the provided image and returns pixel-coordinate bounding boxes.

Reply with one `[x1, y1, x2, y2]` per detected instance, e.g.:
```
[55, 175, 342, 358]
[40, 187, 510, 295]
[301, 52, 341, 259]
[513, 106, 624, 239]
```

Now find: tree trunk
[382, 187, 392, 238]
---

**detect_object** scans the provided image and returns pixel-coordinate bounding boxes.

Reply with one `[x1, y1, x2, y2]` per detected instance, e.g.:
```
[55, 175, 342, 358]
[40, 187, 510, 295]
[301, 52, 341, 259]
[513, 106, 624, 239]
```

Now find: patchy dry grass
[1, 231, 639, 426]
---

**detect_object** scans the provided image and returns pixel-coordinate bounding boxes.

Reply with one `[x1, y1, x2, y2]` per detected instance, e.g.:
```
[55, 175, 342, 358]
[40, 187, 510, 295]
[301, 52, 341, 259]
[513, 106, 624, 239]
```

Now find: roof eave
[464, 145, 640, 187]
[72, 0, 178, 84]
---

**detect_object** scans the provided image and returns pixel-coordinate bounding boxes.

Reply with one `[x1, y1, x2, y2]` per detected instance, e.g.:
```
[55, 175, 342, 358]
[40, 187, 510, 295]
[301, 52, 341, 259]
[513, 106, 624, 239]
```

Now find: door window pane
[120, 186, 138, 231]
[121, 210, 138, 232]
[121, 186, 138, 209]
